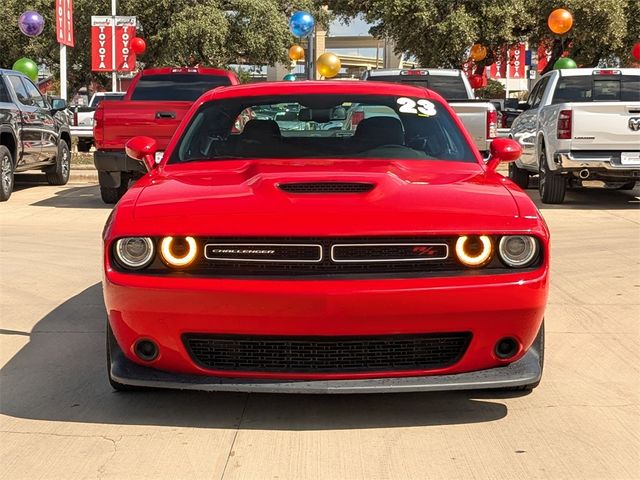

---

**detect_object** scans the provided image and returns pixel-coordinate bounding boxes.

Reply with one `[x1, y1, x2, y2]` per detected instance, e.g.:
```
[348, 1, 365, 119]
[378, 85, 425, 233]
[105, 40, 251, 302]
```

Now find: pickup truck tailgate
[95, 101, 192, 150]
[570, 102, 640, 150]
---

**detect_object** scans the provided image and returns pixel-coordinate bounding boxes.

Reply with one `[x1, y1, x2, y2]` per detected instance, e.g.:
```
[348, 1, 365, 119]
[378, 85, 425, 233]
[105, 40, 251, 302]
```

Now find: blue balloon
[283, 74, 297, 81]
[289, 11, 315, 38]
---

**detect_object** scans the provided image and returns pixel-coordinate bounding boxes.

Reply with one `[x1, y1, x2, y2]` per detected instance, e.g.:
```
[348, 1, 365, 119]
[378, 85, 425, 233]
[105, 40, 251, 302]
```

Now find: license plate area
[621, 152, 640, 165]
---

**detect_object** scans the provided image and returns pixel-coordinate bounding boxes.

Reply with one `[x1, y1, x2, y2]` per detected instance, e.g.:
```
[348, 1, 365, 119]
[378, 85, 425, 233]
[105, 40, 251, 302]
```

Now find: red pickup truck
[93, 67, 239, 203]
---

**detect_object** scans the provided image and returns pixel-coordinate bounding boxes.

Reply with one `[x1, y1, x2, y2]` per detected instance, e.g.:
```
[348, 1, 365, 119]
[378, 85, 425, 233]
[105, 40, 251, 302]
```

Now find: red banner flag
[55, 0, 74, 47]
[91, 16, 137, 72]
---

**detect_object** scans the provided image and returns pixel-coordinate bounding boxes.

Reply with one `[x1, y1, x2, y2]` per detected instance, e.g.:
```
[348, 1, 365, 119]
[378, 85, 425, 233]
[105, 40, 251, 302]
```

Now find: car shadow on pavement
[0, 284, 512, 430]
[520, 178, 639, 210]
[27, 184, 111, 209]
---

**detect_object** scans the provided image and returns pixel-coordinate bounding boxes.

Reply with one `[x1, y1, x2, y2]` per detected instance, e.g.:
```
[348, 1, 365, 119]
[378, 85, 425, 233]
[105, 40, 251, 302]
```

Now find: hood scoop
[278, 182, 376, 194]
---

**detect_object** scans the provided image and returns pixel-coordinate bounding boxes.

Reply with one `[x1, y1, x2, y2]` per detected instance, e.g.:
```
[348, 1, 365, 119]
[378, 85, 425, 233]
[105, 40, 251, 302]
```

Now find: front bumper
[70, 126, 93, 139]
[104, 266, 548, 383]
[554, 150, 640, 178]
[109, 325, 543, 393]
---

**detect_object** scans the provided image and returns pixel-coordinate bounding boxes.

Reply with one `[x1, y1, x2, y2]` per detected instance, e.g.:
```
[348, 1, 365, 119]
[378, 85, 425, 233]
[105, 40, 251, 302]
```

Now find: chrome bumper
[554, 151, 640, 173]
[70, 127, 93, 138]
[109, 336, 543, 394]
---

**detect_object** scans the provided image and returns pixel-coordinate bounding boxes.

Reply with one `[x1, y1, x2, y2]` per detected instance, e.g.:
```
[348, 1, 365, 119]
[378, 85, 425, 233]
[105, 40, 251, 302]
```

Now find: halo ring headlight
[455, 235, 493, 267]
[114, 237, 155, 270]
[499, 235, 538, 268]
[160, 236, 198, 267]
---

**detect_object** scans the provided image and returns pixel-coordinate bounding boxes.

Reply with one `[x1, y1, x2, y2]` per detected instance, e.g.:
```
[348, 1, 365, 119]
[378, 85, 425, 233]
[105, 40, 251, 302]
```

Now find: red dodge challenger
[102, 81, 549, 393]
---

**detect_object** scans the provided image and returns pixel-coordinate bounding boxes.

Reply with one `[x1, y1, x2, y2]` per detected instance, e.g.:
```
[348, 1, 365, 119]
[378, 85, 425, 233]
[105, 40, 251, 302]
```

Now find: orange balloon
[289, 45, 304, 61]
[470, 43, 487, 62]
[316, 52, 341, 78]
[548, 8, 573, 35]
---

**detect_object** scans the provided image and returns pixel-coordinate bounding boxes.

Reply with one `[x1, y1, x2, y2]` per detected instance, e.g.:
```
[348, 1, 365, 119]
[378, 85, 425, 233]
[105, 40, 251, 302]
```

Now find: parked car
[71, 92, 125, 152]
[103, 80, 548, 393]
[362, 68, 498, 155]
[509, 68, 640, 203]
[93, 67, 240, 204]
[0, 69, 71, 202]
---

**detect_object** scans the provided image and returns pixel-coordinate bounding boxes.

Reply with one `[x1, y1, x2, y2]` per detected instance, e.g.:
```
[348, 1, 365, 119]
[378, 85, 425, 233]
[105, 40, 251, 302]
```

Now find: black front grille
[184, 333, 472, 373]
[278, 182, 375, 194]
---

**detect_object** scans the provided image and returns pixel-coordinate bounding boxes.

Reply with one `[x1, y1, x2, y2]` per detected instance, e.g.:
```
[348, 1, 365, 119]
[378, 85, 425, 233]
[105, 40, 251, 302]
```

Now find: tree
[327, 0, 535, 69]
[0, 0, 327, 94]
[326, 0, 638, 71]
[528, 0, 637, 73]
[476, 79, 505, 99]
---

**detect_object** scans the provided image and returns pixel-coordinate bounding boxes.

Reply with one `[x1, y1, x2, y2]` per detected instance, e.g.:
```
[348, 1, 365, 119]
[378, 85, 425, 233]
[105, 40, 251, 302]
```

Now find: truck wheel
[508, 162, 530, 189]
[99, 173, 129, 204]
[77, 140, 93, 152]
[538, 148, 566, 204]
[45, 140, 71, 185]
[0, 146, 14, 202]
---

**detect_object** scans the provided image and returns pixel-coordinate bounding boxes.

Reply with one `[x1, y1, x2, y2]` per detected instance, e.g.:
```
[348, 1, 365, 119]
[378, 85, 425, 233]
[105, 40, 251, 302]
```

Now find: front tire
[539, 147, 566, 204]
[508, 162, 530, 189]
[0, 146, 14, 202]
[45, 140, 71, 185]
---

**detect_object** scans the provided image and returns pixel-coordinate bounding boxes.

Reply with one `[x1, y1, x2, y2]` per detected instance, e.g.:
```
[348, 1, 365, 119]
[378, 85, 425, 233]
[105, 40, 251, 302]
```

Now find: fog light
[455, 235, 493, 267]
[160, 236, 198, 267]
[495, 337, 519, 359]
[134, 339, 158, 361]
[498, 235, 538, 268]
[114, 237, 154, 269]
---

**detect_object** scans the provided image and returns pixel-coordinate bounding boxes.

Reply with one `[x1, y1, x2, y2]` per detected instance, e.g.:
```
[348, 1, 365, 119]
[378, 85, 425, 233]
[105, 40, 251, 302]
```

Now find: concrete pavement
[1, 179, 639, 479]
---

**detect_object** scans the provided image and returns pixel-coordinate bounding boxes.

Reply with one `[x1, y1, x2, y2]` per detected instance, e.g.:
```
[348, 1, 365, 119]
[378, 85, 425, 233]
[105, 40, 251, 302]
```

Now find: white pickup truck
[70, 91, 124, 151]
[362, 69, 497, 155]
[509, 68, 640, 203]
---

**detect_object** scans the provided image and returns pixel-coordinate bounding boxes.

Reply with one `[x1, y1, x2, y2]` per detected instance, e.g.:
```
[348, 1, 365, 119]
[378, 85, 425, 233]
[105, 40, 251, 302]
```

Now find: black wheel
[508, 162, 530, 189]
[538, 147, 566, 204]
[106, 320, 144, 392]
[502, 321, 545, 392]
[99, 173, 129, 204]
[0, 145, 14, 202]
[617, 181, 636, 191]
[45, 139, 71, 185]
[77, 140, 93, 152]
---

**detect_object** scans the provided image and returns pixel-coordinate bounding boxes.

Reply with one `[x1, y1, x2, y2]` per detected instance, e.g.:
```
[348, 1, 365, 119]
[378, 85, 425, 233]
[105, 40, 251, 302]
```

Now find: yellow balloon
[470, 43, 487, 62]
[289, 45, 305, 61]
[548, 8, 573, 35]
[316, 52, 341, 78]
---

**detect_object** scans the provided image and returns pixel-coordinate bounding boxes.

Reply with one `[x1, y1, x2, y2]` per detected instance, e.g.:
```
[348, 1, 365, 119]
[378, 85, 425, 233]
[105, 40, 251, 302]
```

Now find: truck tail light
[350, 111, 365, 129]
[93, 105, 104, 146]
[73, 107, 78, 126]
[557, 109, 572, 139]
[486, 110, 497, 139]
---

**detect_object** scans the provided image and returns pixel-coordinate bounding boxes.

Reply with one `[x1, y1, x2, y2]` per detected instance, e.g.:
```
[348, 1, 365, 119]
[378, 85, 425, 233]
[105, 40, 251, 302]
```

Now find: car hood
[129, 159, 524, 236]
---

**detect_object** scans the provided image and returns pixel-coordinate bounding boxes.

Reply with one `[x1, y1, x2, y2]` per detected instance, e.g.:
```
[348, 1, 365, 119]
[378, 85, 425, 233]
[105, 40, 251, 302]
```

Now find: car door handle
[155, 111, 176, 119]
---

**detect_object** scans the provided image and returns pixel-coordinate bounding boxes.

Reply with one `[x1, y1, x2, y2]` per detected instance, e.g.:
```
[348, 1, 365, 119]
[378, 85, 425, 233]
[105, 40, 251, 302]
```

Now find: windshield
[130, 74, 232, 101]
[552, 75, 640, 103]
[366, 75, 469, 101]
[170, 94, 476, 164]
[90, 93, 124, 108]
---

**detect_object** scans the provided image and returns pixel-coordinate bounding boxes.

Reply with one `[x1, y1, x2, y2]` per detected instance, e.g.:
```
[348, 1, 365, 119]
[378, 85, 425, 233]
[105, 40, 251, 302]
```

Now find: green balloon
[553, 57, 577, 70]
[283, 73, 297, 81]
[12, 57, 39, 82]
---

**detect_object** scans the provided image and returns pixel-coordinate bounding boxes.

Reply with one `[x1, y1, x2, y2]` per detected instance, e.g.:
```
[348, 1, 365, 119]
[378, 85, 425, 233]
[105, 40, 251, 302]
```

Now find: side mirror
[51, 98, 67, 112]
[485, 138, 522, 172]
[125, 136, 158, 171]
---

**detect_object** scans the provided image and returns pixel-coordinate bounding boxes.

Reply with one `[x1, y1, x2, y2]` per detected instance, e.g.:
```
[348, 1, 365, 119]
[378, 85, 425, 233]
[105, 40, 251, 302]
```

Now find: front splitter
[109, 331, 543, 394]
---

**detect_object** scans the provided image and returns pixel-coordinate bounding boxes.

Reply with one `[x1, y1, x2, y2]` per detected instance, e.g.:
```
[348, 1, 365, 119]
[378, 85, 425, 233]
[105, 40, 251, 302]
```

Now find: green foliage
[0, 0, 327, 93]
[327, 0, 638, 70]
[476, 79, 505, 99]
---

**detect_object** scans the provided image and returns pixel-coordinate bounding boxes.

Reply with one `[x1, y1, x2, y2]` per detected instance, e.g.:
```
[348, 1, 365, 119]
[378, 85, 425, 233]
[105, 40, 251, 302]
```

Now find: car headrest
[354, 117, 404, 145]
[242, 119, 281, 139]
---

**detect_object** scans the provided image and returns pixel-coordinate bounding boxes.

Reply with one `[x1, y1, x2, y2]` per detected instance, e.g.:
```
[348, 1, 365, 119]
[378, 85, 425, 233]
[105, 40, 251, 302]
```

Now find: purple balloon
[18, 11, 45, 37]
